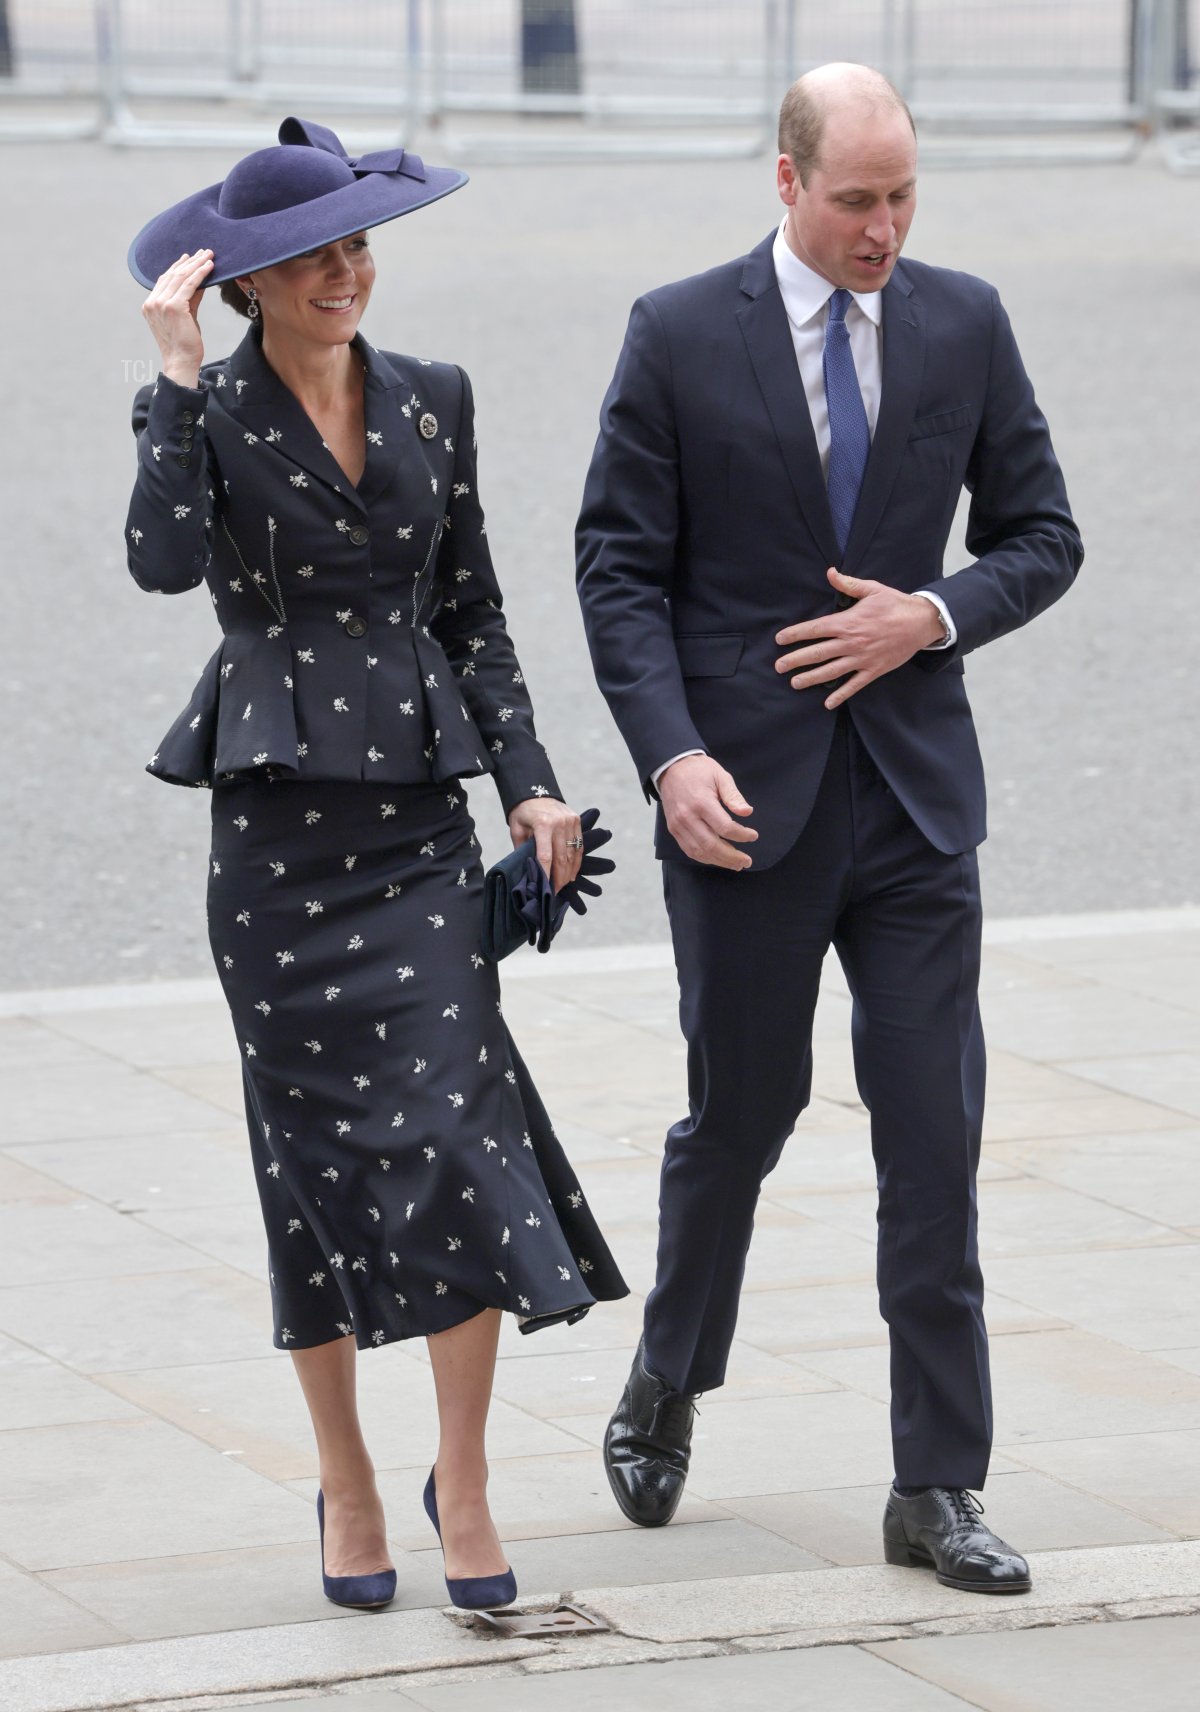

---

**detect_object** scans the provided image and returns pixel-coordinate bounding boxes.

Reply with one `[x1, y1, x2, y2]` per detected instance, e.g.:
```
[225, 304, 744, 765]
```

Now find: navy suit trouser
[646, 711, 992, 1489]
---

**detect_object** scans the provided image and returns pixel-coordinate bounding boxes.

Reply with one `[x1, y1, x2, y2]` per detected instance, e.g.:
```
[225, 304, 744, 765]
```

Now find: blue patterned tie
[823, 287, 871, 556]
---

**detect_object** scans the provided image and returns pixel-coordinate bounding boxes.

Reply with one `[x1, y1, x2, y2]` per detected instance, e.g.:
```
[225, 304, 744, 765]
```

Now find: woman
[124, 118, 627, 1613]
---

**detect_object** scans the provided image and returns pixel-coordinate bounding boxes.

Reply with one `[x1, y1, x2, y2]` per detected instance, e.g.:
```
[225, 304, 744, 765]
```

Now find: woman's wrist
[161, 358, 202, 391]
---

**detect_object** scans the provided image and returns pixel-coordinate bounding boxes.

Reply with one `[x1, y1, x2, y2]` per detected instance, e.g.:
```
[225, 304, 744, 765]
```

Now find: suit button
[348, 524, 369, 546]
[177, 454, 191, 467]
[181, 411, 194, 424]
[344, 615, 367, 638]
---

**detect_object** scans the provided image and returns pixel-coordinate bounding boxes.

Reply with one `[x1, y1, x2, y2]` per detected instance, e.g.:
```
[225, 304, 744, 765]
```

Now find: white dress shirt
[653, 221, 955, 788]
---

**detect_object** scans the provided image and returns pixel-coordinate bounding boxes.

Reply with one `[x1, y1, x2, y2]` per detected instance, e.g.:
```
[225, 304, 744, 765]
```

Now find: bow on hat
[277, 115, 427, 183]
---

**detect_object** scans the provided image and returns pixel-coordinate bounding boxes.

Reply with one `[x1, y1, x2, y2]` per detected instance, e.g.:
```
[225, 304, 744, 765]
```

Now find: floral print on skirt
[207, 777, 629, 1351]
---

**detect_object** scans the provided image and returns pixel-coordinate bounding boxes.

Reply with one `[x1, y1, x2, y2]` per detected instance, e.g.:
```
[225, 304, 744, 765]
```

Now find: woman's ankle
[318, 1456, 379, 1500]
[433, 1454, 489, 1502]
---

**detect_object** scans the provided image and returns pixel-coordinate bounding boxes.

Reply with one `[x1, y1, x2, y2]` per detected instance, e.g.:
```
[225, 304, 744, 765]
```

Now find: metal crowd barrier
[0, 0, 1194, 169]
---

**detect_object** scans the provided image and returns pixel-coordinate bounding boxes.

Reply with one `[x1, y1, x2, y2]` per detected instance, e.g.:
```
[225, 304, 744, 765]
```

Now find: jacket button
[181, 411, 194, 424]
[344, 615, 367, 638]
[177, 454, 191, 467]
[348, 524, 369, 546]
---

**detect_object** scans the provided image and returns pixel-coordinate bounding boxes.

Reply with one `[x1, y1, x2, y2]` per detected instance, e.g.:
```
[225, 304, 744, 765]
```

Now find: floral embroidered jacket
[125, 322, 561, 814]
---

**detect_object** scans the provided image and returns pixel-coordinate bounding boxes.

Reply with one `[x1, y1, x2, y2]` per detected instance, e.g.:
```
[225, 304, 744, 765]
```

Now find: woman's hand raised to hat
[142, 250, 214, 390]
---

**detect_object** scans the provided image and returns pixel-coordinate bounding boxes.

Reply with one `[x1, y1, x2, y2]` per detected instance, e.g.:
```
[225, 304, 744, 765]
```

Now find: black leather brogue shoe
[603, 1337, 698, 1528]
[883, 1487, 1032, 1594]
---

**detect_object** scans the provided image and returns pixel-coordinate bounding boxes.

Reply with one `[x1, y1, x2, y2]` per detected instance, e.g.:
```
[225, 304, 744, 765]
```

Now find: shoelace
[655, 1390, 701, 1446]
[942, 1488, 986, 1538]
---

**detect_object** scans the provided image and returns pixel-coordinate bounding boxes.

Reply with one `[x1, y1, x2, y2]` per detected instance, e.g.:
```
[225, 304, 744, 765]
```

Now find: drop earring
[246, 285, 260, 321]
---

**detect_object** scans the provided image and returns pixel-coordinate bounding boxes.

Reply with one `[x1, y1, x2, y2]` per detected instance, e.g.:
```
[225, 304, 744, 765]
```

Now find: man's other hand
[775, 567, 946, 710]
[658, 755, 757, 870]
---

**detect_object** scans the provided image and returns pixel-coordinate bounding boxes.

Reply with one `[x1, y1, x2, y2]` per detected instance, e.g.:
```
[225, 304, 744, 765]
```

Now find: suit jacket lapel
[842, 268, 925, 571]
[736, 237, 840, 568]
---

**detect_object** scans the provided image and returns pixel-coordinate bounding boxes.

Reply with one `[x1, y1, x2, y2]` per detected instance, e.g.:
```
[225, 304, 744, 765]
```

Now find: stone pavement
[1, 908, 1198, 1711]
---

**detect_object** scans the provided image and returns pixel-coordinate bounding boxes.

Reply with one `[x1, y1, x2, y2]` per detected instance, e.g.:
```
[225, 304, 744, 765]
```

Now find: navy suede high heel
[423, 1468, 517, 1610]
[316, 1488, 397, 1609]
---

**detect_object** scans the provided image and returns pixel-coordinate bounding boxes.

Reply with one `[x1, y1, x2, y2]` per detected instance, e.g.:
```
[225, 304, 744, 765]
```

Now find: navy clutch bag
[481, 807, 614, 962]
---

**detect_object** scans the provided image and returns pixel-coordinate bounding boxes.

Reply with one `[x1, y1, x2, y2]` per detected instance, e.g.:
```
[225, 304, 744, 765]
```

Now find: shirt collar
[772, 218, 883, 331]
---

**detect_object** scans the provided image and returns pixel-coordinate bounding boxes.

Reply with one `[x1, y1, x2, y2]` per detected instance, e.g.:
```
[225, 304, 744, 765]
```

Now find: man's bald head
[779, 62, 915, 187]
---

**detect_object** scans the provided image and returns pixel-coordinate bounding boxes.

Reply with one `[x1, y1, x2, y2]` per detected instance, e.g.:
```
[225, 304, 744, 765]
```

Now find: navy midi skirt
[206, 777, 628, 1351]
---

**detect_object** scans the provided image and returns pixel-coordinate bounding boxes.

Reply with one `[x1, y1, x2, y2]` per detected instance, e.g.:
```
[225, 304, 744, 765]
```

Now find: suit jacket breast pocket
[675, 633, 745, 678]
[909, 405, 974, 442]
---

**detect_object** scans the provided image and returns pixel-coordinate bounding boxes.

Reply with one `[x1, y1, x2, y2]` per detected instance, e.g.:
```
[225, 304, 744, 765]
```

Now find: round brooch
[418, 413, 438, 440]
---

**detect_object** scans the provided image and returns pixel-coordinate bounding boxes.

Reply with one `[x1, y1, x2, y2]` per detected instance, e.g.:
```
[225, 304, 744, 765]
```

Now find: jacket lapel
[736, 235, 840, 568]
[353, 346, 440, 516]
[220, 324, 379, 511]
[842, 266, 925, 571]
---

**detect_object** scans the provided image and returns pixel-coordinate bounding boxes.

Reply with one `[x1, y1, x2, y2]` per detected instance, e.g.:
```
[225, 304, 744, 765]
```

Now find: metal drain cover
[474, 1602, 610, 1637]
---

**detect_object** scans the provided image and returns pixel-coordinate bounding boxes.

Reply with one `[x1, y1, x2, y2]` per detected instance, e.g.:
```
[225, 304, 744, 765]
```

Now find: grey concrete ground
[0, 912, 1198, 1710]
[1, 138, 1197, 989]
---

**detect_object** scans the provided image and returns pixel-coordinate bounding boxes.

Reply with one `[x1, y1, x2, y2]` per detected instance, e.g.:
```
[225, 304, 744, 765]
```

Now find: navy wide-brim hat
[127, 116, 468, 290]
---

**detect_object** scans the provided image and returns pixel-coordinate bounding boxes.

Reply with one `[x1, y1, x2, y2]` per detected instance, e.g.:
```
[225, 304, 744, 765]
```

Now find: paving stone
[0, 1365, 143, 1432]
[405, 1516, 826, 1600]
[865, 1611, 1200, 1712]
[798, 1329, 1200, 1443]
[0, 1200, 207, 1287]
[0, 1266, 271, 1372]
[0, 1416, 317, 1571]
[0, 1154, 79, 1204]
[218, 1695, 424, 1712]
[401, 1647, 974, 1710]
[1005, 1429, 1200, 1533]
[570, 1156, 666, 1226]
[982, 987, 1200, 1061]
[1000, 928, 1200, 968]
[39, 1002, 241, 1069]
[0, 1329, 50, 1370]
[6, 1126, 256, 1213]
[729, 1279, 1063, 1355]
[786, 1177, 1177, 1258]
[557, 1390, 896, 1500]
[1064, 954, 1200, 1013]
[518, 1635, 724, 1673]
[577, 1540, 1200, 1644]
[982, 1129, 1200, 1229]
[981, 1092, 1191, 1142]
[0, 1017, 101, 1070]
[608, 1205, 876, 1299]
[131, 1197, 272, 1280]
[1155, 1346, 1200, 1377]
[40, 1541, 449, 1641]
[366, 1452, 727, 1552]
[0, 1609, 543, 1712]
[724, 1469, 1173, 1565]
[155, 1060, 247, 1118]
[986, 1245, 1200, 1352]
[3, 1058, 234, 1144]
[1055, 1052, 1200, 1119]
[489, 1338, 831, 1421]
[102, 1349, 586, 1483]
[0, 1552, 128, 1658]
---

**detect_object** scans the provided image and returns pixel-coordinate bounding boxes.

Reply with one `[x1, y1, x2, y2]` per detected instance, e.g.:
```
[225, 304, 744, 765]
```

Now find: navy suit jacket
[576, 232, 1083, 868]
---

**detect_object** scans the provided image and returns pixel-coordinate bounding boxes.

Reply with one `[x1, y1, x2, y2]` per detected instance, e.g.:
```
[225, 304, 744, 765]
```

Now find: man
[575, 63, 1081, 1593]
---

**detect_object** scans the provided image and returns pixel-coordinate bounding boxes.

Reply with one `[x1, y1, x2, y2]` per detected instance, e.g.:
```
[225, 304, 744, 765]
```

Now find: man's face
[779, 109, 917, 292]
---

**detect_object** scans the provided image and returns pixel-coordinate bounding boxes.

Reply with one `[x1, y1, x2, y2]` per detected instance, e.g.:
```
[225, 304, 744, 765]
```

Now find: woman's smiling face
[237, 232, 375, 343]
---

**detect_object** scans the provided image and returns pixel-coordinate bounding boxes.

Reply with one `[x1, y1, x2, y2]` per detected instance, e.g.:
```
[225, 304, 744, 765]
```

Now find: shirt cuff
[914, 590, 957, 650]
[651, 749, 706, 787]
